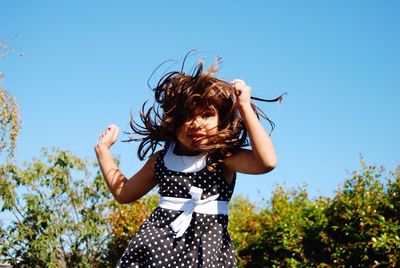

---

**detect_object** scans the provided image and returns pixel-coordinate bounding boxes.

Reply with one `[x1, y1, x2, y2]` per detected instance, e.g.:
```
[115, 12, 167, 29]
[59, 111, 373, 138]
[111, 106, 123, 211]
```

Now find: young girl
[95, 57, 278, 268]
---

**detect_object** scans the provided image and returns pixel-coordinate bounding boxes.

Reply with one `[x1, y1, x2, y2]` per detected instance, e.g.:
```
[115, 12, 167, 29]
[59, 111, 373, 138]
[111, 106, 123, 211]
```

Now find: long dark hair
[125, 53, 285, 171]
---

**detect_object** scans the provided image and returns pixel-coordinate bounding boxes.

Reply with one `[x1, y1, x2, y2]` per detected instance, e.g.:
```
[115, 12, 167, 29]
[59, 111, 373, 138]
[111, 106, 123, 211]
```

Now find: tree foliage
[233, 160, 400, 267]
[0, 88, 20, 159]
[0, 148, 114, 267]
[228, 195, 265, 266]
[0, 73, 21, 160]
[0, 40, 21, 159]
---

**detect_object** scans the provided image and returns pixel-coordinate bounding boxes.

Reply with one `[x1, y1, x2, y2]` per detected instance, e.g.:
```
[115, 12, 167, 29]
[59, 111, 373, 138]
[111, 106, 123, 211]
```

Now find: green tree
[321, 160, 400, 267]
[228, 195, 265, 267]
[0, 148, 114, 267]
[0, 40, 21, 159]
[237, 161, 400, 268]
[0, 88, 20, 159]
[236, 186, 323, 267]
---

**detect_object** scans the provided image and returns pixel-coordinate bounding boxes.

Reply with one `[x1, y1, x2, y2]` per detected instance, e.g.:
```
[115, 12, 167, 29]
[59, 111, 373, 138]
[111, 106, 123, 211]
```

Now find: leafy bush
[238, 160, 400, 267]
[0, 148, 113, 267]
[228, 195, 265, 267]
[236, 186, 321, 267]
[322, 161, 400, 267]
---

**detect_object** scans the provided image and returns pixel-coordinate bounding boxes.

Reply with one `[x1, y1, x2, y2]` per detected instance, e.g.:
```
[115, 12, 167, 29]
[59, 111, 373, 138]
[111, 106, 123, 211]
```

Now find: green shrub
[323, 160, 400, 267]
[0, 149, 113, 267]
[238, 160, 400, 267]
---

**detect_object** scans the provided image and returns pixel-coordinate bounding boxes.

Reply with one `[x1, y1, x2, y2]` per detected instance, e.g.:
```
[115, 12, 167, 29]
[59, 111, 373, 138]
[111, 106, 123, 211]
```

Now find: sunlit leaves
[0, 148, 114, 267]
[0, 40, 22, 160]
[0, 88, 20, 159]
[235, 162, 400, 267]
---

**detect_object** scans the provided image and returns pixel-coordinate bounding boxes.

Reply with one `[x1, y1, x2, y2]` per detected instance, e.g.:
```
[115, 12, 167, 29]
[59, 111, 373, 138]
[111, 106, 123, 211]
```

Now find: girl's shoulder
[223, 148, 253, 174]
[142, 150, 164, 169]
[151, 146, 170, 166]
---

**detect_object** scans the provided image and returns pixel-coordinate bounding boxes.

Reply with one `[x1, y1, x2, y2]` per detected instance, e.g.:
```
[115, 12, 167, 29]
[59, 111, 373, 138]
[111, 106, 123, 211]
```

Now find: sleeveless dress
[116, 144, 237, 268]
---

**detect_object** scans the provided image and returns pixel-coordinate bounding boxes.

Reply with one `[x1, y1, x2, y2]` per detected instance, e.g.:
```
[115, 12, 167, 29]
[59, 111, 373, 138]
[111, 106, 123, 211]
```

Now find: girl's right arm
[94, 124, 158, 204]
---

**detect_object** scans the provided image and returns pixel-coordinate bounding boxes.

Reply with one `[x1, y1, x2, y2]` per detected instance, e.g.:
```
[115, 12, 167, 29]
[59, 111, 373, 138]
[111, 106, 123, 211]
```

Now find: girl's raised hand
[231, 79, 252, 107]
[97, 124, 120, 149]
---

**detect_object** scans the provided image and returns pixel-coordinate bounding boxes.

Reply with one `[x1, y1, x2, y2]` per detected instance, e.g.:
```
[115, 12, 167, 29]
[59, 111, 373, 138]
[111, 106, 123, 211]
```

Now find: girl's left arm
[224, 79, 277, 174]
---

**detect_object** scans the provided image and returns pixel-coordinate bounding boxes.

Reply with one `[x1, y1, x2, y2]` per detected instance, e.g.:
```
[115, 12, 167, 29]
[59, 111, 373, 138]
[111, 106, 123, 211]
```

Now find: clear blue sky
[1, 1, 399, 203]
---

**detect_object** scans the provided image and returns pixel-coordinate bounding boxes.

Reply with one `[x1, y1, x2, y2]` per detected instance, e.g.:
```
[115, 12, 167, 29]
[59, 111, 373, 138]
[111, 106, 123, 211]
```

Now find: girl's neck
[173, 142, 202, 156]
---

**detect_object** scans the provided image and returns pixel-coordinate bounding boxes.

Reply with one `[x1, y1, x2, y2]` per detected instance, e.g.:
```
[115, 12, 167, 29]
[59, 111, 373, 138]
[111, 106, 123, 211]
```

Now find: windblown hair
[125, 55, 279, 171]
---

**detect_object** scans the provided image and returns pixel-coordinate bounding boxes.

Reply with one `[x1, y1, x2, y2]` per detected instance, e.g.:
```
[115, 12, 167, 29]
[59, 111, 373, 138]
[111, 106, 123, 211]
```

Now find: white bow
[170, 186, 219, 238]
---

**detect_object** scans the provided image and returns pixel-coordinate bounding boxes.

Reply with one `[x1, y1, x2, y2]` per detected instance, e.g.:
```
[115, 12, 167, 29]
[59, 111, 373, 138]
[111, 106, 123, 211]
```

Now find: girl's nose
[190, 116, 203, 129]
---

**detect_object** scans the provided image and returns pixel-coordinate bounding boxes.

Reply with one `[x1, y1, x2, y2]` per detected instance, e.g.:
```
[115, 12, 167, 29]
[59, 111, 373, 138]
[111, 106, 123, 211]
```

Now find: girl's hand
[231, 79, 252, 108]
[96, 124, 120, 150]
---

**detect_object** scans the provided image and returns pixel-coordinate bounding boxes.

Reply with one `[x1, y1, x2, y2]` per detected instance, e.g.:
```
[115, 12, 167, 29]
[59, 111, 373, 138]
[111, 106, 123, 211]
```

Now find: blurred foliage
[0, 40, 21, 160]
[228, 195, 265, 266]
[0, 148, 114, 267]
[233, 160, 400, 268]
[320, 160, 400, 267]
[0, 87, 21, 159]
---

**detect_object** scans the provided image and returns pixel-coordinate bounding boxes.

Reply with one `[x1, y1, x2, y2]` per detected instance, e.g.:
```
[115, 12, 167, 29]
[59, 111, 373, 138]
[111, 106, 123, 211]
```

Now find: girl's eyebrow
[198, 107, 216, 115]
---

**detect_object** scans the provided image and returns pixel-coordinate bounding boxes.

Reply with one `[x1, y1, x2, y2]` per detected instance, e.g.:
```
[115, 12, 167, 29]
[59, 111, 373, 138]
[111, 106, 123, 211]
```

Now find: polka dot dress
[116, 148, 237, 268]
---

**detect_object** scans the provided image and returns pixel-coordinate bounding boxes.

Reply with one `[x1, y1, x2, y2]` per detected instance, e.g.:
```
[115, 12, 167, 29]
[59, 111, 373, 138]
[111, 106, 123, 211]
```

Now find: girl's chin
[192, 136, 208, 143]
[191, 141, 211, 151]
[192, 140, 207, 147]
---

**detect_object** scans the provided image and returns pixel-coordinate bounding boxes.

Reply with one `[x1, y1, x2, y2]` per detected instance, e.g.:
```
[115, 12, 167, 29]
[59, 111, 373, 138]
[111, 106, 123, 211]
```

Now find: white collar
[164, 143, 207, 173]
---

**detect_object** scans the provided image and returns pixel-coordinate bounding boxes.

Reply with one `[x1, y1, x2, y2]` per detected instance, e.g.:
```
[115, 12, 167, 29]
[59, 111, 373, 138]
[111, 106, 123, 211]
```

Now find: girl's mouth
[190, 134, 206, 143]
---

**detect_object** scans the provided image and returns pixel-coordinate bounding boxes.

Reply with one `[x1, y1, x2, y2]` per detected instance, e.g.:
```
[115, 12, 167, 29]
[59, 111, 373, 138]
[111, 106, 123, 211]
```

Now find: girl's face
[176, 106, 219, 155]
